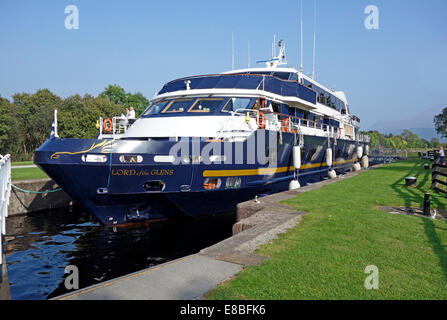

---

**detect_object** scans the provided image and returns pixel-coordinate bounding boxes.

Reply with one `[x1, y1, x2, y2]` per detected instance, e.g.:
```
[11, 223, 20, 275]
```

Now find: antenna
[248, 40, 251, 68]
[232, 32, 235, 70]
[312, 0, 317, 79]
[273, 34, 276, 57]
[299, 0, 304, 73]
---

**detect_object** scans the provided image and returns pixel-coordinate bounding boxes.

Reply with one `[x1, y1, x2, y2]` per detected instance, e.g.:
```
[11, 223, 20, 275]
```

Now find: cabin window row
[302, 79, 346, 112]
[141, 97, 341, 129]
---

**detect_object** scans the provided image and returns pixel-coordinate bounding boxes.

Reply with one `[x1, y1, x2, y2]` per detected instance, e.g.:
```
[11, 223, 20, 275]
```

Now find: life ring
[282, 118, 291, 133]
[257, 112, 266, 129]
[103, 118, 113, 132]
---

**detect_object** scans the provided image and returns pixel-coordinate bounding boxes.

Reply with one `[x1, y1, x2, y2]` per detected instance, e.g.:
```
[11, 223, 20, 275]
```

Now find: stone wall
[9, 179, 72, 216]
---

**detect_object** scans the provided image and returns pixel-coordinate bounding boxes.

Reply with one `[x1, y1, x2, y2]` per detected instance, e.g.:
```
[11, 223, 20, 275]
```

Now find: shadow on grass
[390, 162, 425, 208]
[389, 161, 446, 212]
[422, 218, 447, 282]
[388, 160, 447, 281]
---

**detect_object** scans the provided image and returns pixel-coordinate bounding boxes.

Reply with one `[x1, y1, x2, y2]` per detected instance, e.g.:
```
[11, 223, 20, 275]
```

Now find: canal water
[4, 207, 235, 300]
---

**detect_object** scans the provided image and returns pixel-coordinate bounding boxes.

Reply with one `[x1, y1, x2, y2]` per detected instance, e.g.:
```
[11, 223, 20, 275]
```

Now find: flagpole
[54, 109, 59, 138]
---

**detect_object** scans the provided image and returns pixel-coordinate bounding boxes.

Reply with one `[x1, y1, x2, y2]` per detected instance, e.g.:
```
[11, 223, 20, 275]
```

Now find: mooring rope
[11, 183, 62, 194]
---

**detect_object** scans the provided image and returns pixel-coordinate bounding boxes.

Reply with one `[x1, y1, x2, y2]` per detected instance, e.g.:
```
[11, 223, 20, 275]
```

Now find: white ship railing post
[99, 117, 103, 139]
[0, 154, 11, 266]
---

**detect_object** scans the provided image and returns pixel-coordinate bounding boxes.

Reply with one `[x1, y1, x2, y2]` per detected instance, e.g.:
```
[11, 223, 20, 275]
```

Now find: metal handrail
[0, 154, 11, 266]
[229, 110, 370, 142]
[98, 116, 133, 139]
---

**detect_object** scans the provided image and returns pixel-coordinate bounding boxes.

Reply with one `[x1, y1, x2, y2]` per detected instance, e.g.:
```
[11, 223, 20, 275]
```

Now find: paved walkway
[57, 255, 242, 300]
[11, 165, 37, 169]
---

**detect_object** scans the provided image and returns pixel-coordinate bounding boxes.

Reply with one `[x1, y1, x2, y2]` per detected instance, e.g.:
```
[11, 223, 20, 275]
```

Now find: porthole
[153, 155, 174, 163]
[120, 155, 143, 163]
[226, 177, 241, 189]
[82, 154, 107, 163]
[144, 181, 166, 192]
[203, 178, 222, 190]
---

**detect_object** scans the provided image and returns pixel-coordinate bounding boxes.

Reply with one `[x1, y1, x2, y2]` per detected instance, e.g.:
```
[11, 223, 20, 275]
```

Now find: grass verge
[207, 158, 447, 299]
[12, 167, 48, 181]
[12, 161, 34, 166]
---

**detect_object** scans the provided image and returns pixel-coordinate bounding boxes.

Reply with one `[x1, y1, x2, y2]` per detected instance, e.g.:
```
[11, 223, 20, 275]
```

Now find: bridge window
[247, 72, 272, 76]
[272, 72, 292, 80]
[318, 93, 325, 104]
[189, 98, 225, 113]
[162, 99, 193, 113]
[221, 98, 253, 112]
[142, 100, 170, 117]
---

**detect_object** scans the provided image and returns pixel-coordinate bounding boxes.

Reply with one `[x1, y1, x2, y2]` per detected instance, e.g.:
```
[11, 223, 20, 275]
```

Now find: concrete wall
[9, 179, 72, 216]
[0, 253, 10, 300]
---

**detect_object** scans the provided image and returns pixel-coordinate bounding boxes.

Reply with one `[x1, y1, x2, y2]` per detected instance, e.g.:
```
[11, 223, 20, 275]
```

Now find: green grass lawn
[207, 158, 447, 300]
[12, 167, 48, 181]
[12, 161, 34, 166]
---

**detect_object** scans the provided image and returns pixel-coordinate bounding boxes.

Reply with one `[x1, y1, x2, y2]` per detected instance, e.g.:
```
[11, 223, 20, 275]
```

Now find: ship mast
[299, 0, 303, 73]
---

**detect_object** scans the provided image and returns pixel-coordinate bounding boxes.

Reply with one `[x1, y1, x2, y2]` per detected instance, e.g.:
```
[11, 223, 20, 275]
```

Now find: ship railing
[224, 110, 370, 143]
[356, 133, 371, 143]
[230, 110, 342, 138]
[266, 112, 340, 137]
[98, 116, 133, 139]
[0, 154, 11, 266]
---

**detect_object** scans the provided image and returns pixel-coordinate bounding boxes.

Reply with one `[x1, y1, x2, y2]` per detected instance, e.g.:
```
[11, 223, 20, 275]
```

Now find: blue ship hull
[34, 131, 367, 225]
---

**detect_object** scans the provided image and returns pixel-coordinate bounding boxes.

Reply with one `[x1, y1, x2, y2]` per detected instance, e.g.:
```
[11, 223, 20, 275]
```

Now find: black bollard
[423, 193, 431, 216]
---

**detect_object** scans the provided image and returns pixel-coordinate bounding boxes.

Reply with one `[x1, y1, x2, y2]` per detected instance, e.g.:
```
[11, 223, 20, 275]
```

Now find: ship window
[120, 155, 143, 163]
[247, 72, 272, 76]
[301, 148, 306, 163]
[290, 73, 298, 81]
[144, 181, 166, 192]
[188, 98, 225, 113]
[154, 155, 175, 163]
[336, 149, 343, 159]
[226, 177, 241, 189]
[272, 72, 291, 80]
[142, 100, 170, 117]
[82, 154, 107, 163]
[309, 148, 321, 162]
[318, 93, 325, 104]
[204, 178, 222, 190]
[162, 99, 193, 113]
[271, 103, 281, 114]
[221, 98, 253, 112]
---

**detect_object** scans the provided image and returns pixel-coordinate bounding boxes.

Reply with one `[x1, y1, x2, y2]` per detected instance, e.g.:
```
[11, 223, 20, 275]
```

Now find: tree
[99, 85, 149, 116]
[0, 98, 13, 156]
[431, 138, 441, 148]
[12, 89, 62, 157]
[58, 94, 124, 139]
[401, 130, 422, 148]
[434, 107, 447, 138]
[0, 88, 146, 160]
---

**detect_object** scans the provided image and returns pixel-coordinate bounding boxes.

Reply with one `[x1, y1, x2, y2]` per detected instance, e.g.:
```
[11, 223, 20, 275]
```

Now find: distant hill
[367, 105, 446, 142]
[388, 128, 445, 142]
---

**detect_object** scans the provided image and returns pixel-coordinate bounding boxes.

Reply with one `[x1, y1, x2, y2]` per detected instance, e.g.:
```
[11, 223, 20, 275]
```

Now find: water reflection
[5, 207, 235, 300]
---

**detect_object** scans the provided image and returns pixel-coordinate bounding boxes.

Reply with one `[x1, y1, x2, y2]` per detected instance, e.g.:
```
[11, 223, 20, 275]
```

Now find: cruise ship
[34, 41, 370, 225]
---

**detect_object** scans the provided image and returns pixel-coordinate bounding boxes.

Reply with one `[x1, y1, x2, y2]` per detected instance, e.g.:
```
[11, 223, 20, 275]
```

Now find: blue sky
[1, 0, 446, 130]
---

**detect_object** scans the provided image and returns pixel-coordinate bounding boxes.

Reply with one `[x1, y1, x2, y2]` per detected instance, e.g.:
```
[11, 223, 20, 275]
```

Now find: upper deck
[157, 73, 317, 106]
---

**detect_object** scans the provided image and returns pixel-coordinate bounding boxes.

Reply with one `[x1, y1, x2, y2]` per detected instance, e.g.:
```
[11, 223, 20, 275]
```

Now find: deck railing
[231, 110, 370, 142]
[431, 156, 447, 194]
[0, 155, 11, 266]
[98, 116, 133, 140]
